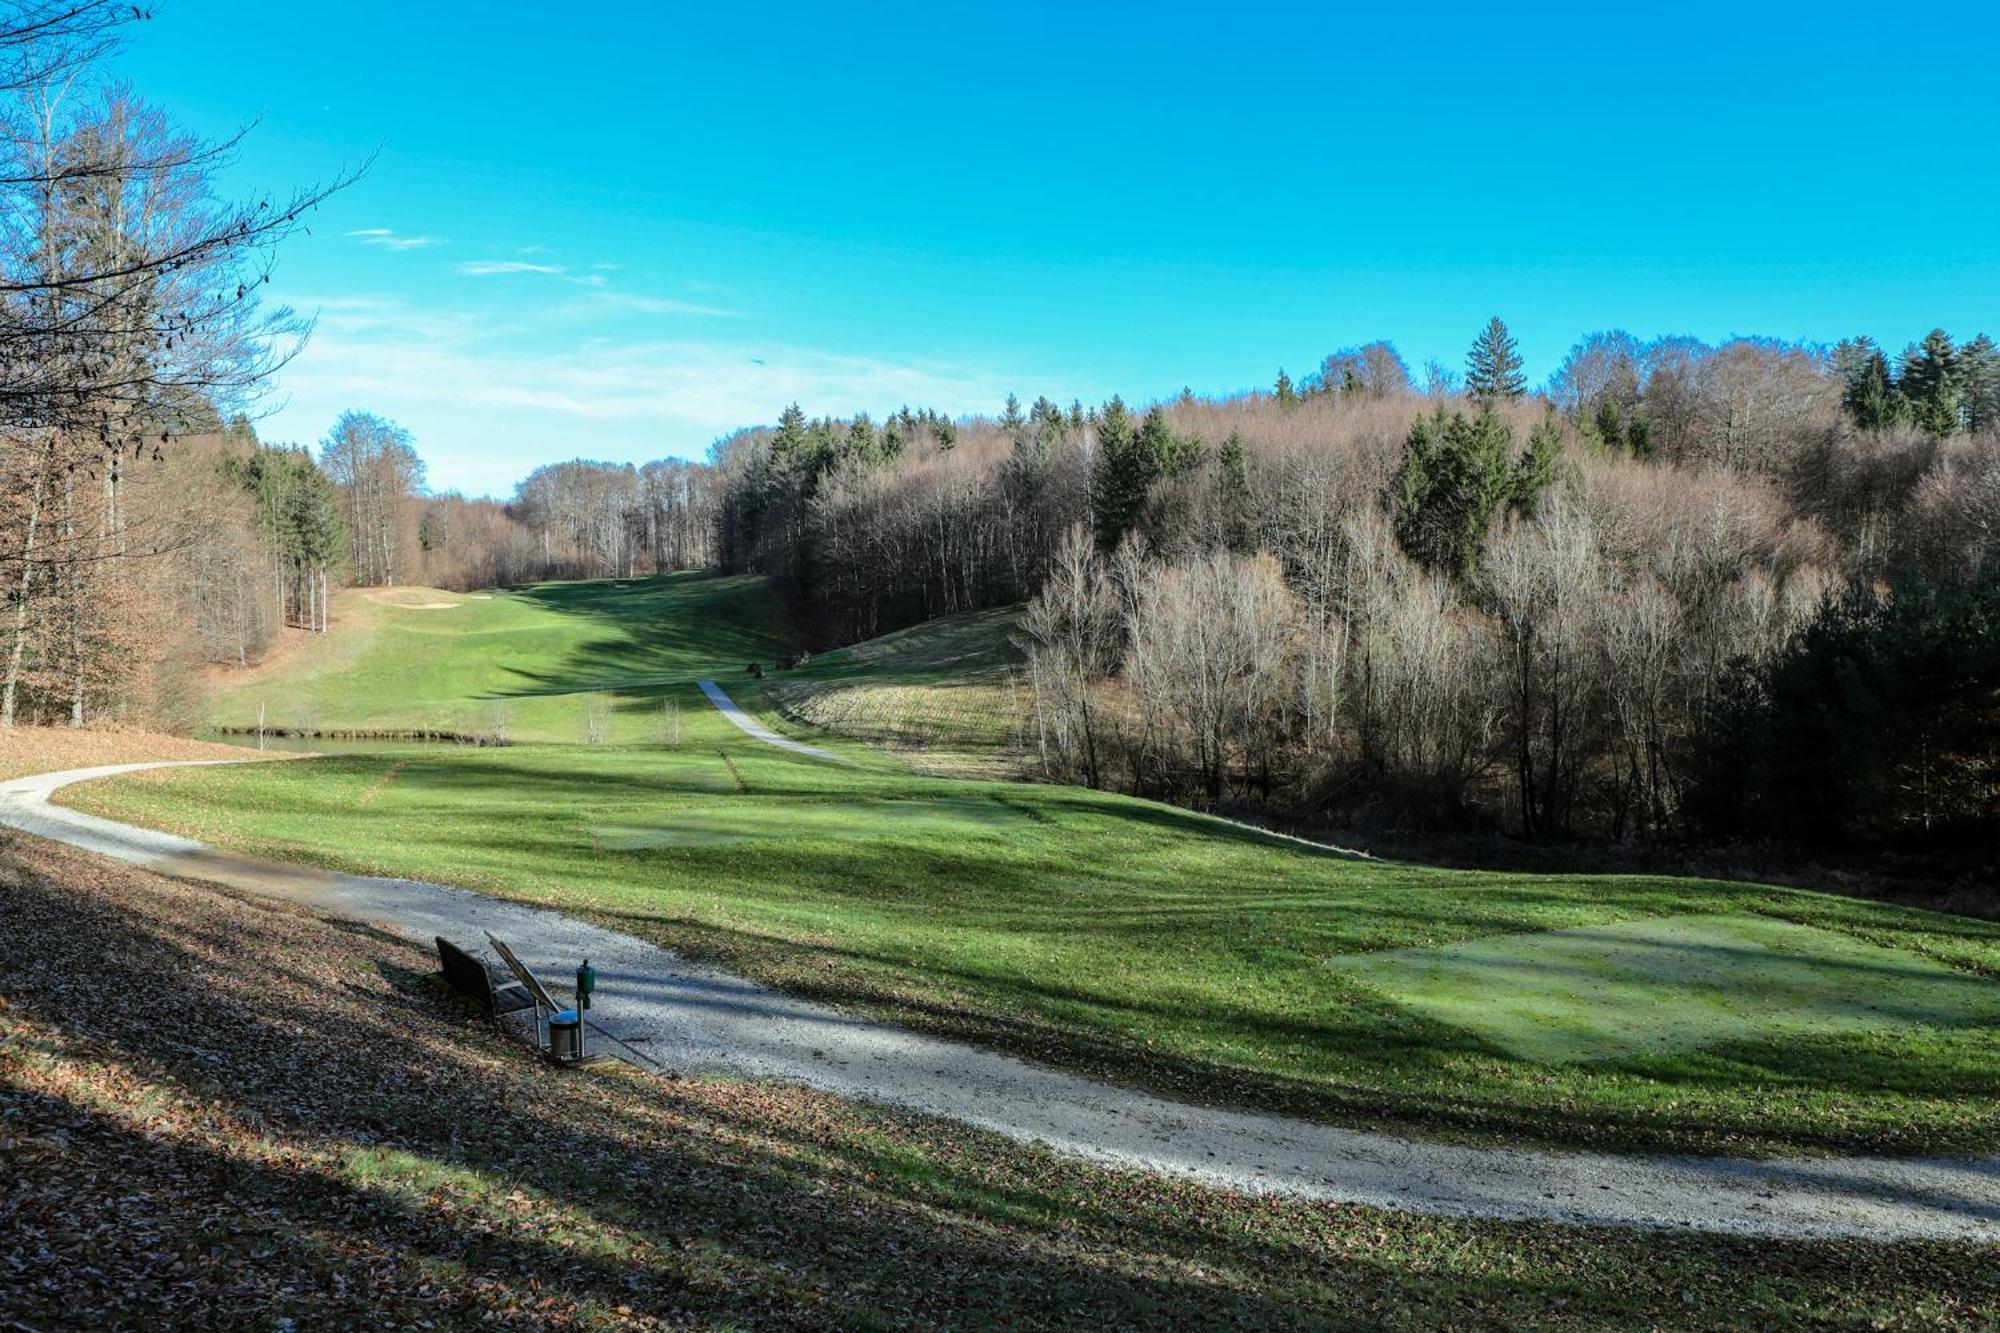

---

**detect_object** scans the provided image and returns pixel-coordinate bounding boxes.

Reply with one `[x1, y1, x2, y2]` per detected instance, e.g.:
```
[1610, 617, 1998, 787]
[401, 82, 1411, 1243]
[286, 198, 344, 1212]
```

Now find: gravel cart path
[4, 760, 1997, 1243]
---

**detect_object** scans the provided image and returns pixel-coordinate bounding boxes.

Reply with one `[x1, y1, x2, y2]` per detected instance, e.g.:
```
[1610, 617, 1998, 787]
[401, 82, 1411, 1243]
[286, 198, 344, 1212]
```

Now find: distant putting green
[66, 572, 2000, 1157]
[1336, 912, 2000, 1065]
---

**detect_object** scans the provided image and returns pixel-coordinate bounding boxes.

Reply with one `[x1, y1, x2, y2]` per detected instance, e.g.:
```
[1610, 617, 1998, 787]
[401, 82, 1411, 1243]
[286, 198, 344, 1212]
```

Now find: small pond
[198, 731, 504, 756]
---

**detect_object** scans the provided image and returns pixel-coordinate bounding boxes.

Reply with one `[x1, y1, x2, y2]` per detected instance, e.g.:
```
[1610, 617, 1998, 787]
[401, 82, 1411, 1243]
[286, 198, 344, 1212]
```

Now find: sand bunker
[363, 588, 464, 610]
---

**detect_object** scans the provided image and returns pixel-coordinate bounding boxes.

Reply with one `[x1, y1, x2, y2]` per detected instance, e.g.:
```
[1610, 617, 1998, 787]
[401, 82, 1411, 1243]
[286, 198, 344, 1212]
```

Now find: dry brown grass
[362, 586, 470, 609]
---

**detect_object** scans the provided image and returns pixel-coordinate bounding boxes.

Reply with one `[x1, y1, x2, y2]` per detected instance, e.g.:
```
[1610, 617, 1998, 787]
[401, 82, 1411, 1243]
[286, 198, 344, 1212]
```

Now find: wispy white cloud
[457, 260, 568, 276]
[263, 293, 1014, 494]
[345, 228, 443, 251]
[453, 261, 731, 311]
[584, 290, 737, 317]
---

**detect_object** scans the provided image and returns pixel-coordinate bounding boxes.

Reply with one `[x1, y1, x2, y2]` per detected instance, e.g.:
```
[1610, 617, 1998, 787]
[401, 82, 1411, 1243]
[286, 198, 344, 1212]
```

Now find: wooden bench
[436, 936, 537, 1017]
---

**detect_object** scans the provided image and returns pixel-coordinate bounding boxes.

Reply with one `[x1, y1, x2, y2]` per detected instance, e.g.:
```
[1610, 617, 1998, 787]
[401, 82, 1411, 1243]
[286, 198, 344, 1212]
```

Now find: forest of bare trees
[0, 2, 356, 726]
[510, 456, 717, 581]
[716, 324, 2000, 851]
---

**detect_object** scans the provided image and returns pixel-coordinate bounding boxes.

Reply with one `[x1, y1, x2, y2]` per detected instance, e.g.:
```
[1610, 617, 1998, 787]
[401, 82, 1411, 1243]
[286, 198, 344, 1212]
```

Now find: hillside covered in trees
[711, 321, 2000, 856]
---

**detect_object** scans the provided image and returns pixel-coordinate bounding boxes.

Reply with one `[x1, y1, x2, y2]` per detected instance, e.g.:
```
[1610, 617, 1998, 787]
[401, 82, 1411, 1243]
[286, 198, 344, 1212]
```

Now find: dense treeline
[717, 321, 1999, 849]
[510, 456, 717, 581]
[300, 436, 723, 594]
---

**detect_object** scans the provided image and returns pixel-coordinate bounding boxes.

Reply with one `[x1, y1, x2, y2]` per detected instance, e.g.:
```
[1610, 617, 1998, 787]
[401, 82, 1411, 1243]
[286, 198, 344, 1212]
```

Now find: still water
[198, 731, 501, 756]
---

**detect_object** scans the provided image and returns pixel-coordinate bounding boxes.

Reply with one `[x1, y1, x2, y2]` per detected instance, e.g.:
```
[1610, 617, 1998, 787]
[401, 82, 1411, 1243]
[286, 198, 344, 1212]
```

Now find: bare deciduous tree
[1125, 550, 1299, 802]
[1017, 523, 1119, 787]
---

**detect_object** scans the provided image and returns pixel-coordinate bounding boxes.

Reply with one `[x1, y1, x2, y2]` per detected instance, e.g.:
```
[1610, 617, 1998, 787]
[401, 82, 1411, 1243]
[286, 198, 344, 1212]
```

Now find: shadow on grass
[18, 861, 1922, 1329]
[71, 746, 2000, 1157]
[484, 572, 788, 709]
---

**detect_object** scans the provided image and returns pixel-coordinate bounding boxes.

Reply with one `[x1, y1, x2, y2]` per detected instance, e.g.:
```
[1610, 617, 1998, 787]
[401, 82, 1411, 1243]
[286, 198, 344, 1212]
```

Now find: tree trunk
[65, 473, 82, 728]
[3, 437, 57, 727]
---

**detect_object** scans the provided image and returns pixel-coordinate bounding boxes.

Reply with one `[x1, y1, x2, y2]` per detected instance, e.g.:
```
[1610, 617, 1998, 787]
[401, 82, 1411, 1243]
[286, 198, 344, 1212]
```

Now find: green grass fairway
[210, 573, 787, 743]
[69, 574, 2000, 1157]
[1335, 912, 2000, 1064]
[591, 794, 1029, 849]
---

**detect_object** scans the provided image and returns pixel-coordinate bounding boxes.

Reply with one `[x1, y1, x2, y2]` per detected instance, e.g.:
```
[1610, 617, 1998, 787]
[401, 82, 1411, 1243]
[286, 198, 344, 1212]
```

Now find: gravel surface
[698, 679, 847, 760]
[5, 759, 1998, 1243]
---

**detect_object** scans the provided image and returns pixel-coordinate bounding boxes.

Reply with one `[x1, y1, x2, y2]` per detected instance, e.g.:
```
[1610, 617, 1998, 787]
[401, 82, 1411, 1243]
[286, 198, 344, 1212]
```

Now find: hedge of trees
[716, 320, 1999, 848]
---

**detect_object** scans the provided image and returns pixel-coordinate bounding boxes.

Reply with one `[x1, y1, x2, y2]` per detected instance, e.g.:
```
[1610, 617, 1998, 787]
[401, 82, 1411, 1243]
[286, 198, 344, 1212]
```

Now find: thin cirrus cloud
[588, 290, 737, 318]
[345, 227, 443, 251]
[454, 260, 735, 312]
[263, 294, 1015, 495]
[456, 259, 569, 276]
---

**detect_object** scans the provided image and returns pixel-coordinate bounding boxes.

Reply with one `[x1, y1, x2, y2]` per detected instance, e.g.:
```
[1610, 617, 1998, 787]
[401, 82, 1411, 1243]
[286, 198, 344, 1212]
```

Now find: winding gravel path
[698, 679, 846, 761]
[2, 760, 1997, 1242]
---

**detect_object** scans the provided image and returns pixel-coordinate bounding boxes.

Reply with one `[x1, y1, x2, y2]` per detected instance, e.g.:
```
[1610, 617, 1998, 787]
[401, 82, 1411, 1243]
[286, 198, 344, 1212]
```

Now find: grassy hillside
[763, 607, 1031, 776]
[66, 574, 2000, 1158]
[208, 573, 786, 744]
[10, 840, 1992, 1328]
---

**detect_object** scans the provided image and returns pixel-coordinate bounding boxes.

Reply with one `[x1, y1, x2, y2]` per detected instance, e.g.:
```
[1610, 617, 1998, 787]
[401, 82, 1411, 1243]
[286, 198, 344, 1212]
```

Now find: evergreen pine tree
[1217, 430, 1254, 554]
[1591, 395, 1625, 452]
[999, 393, 1026, 440]
[1137, 404, 1195, 476]
[1390, 410, 1445, 567]
[1391, 404, 1521, 574]
[1853, 348, 1899, 430]
[1835, 337, 1901, 430]
[1465, 317, 1527, 402]
[1900, 329, 1963, 436]
[1027, 395, 1065, 447]
[1090, 397, 1152, 551]
[288, 457, 348, 575]
[1512, 413, 1564, 514]
[843, 416, 878, 464]
[771, 403, 809, 461]
[1274, 368, 1298, 408]
[1959, 333, 2000, 434]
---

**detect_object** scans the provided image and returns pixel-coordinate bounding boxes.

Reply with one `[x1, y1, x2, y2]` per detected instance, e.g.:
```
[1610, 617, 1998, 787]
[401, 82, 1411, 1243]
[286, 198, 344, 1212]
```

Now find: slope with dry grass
[0, 726, 267, 783]
[764, 606, 1032, 777]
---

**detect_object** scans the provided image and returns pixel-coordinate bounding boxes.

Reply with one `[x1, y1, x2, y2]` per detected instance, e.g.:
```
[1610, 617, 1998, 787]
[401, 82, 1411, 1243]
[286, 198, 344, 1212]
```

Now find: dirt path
[3, 760, 1997, 1242]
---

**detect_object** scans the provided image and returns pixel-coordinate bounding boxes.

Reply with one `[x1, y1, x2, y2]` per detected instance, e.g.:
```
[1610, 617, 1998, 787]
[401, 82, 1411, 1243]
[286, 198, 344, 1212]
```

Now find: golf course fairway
[63, 572, 2000, 1157]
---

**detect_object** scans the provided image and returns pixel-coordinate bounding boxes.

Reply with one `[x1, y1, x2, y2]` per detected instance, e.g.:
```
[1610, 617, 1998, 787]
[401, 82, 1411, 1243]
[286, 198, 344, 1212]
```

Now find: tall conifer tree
[1900, 329, 1962, 436]
[1465, 317, 1527, 402]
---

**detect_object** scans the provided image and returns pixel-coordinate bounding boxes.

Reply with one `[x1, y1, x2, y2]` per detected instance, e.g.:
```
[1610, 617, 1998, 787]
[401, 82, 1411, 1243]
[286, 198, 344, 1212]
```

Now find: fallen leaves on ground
[0, 834, 1993, 1330]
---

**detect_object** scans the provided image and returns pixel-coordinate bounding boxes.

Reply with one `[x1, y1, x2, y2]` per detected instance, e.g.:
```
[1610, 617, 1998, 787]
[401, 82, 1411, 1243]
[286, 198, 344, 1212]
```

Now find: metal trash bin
[548, 1008, 583, 1063]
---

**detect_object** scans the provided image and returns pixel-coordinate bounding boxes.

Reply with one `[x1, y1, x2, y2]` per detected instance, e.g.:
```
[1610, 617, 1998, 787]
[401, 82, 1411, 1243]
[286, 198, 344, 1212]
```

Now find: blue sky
[114, 2, 2000, 497]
